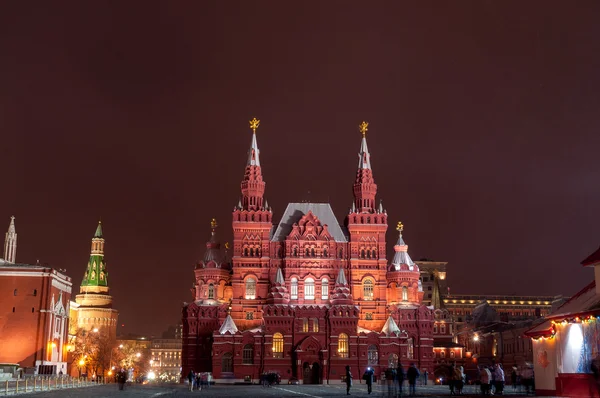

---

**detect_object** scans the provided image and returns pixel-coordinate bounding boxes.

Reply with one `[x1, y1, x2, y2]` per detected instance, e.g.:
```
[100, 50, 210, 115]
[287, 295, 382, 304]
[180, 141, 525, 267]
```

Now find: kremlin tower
[182, 119, 434, 384]
[73, 222, 119, 338]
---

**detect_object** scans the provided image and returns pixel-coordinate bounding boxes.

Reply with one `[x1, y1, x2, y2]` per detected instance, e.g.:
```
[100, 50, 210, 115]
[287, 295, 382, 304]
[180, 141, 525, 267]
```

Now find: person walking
[494, 364, 505, 395]
[117, 368, 127, 391]
[187, 369, 195, 391]
[363, 367, 375, 394]
[406, 363, 420, 397]
[479, 365, 491, 395]
[397, 363, 405, 396]
[345, 365, 353, 395]
[423, 370, 428, 386]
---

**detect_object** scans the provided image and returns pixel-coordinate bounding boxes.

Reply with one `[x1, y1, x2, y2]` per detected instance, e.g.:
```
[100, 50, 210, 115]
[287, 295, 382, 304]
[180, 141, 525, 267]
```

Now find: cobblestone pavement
[11, 383, 558, 397]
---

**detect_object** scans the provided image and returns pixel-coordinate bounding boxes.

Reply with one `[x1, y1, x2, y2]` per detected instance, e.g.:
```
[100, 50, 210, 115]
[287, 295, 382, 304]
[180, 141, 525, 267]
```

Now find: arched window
[306, 248, 310, 257]
[388, 353, 398, 368]
[363, 279, 374, 301]
[361, 249, 365, 258]
[222, 352, 233, 372]
[321, 278, 329, 300]
[242, 344, 254, 364]
[407, 338, 414, 359]
[302, 318, 309, 332]
[372, 250, 377, 259]
[433, 323, 438, 334]
[208, 284, 215, 299]
[293, 247, 298, 256]
[304, 278, 315, 300]
[273, 332, 284, 358]
[311, 248, 315, 257]
[244, 248, 249, 256]
[450, 350, 455, 358]
[323, 247, 328, 257]
[338, 333, 349, 358]
[291, 278, 298, 299]
[312, 318, 319, 333]
[368, 345, 378, 365]
[367, 250, 371, 259]
[440, 323, 446, 334]
[245, 278, 256, 299]
[402, 286, 408, 301]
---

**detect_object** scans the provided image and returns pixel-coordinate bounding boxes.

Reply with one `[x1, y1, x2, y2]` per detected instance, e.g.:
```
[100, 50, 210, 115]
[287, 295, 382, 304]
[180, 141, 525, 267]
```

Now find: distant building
[150, 329, 182, 382]
[182, 120, 435, 384]
[0, 216, 73, 375]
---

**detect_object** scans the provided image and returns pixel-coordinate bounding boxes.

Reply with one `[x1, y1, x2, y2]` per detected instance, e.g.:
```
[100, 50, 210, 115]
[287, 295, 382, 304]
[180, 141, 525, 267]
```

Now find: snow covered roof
[218, 315, 239, 334]
[381, 316, 401, 336]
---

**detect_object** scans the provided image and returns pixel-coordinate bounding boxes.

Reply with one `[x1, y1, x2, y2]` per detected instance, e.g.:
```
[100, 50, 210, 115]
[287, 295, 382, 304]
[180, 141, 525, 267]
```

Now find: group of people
[448, 364, 466, 395]
[186, 370, 210, 391]
[345, 363, 422, 396]
[478, 363, 505, 395]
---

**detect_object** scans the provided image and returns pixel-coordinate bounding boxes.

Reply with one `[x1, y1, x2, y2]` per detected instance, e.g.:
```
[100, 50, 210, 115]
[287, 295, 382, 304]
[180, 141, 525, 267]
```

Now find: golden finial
[359, 121, 369, 137]
[396, 221, 404, 232]
[210, 218, 218, 229]
[224, 242, 230, 250]
[249, 117, 260, 134]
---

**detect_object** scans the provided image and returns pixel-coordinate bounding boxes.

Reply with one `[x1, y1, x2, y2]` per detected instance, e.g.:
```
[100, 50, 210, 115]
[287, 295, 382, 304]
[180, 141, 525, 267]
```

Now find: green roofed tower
[75, 221, 119, 338]
[81, 221, 108, 289]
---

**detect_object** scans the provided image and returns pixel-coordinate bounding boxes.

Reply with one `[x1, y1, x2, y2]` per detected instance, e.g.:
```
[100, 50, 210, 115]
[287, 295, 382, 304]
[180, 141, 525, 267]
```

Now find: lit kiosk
[525, 245, 600, 397]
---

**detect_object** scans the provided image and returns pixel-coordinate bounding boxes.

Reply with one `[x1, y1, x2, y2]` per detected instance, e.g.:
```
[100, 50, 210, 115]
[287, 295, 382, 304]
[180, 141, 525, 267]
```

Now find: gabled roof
[581, 246, 600, 267]
[271, 203, 347, 242]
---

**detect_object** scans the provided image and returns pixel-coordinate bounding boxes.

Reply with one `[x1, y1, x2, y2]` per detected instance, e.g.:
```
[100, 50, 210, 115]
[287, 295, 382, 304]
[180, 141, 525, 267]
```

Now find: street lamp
[93, 328, 99, 333]
[78, 359, 85, 378]
[136, 353, 141, 358]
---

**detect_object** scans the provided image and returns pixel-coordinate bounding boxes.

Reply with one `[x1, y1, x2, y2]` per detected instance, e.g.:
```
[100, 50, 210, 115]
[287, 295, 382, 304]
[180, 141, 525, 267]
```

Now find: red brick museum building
[182, 120, 435, 384]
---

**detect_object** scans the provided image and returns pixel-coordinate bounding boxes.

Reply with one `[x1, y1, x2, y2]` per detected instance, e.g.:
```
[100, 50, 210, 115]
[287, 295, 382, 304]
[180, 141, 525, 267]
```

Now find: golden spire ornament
[396, 221, 404, 233]
[210, 218, 218, 229]
[359, 121, 369, 137]
[249, 117, 260, 134]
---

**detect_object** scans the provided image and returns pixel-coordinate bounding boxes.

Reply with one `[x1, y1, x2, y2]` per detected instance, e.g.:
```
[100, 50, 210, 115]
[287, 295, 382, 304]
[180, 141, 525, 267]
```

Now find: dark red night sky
[1, 2, 599, 336]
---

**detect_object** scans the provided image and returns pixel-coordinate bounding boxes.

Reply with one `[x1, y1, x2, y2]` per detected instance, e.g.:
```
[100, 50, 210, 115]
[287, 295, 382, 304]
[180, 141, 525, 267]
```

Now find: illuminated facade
[182, 120, 435, 384]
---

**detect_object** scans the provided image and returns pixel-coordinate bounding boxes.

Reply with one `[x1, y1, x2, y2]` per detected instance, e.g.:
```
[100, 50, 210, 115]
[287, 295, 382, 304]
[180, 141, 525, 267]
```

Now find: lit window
[402, 286, 408, 301]
[208, 284, 215, 299]
[321, 279, 329, 300]
[388, 353, 398, 368]
[368, 345, 378, 365]
[303, 318, 309, 332]
[363, 279, 374, 301]
[222, 352, 233, 372]
[242, 344, 253, 364]
[433, 324, 438, 334]
[338, 333, 349, 358]
[273, 333, 284, 358]
[304, 278, 315, 300]
[291, 278, 298, 300]
[407, 338, 414, 359]
[312, 318, 319, 333]
[245, 278, 256, 299]
[440, 323, 446, 334]
[365, 313, 373, 320]
[246, 312, 254, 320]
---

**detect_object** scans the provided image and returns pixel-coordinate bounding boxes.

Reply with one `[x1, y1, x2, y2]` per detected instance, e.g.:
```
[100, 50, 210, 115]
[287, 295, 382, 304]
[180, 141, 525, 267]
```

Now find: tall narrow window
[245, 278, 256, 299]
[402, 286, 408, 301]
[338, 333, 349, 358]
[242, 344, 254, 364]
[312, 318, 319, 333]
[321, 279, 329, 300]
[273, 332, 284, 358]
[208, 284, 215, 299]
[311, 248, 315, 257]
[13, 289, 17, 296]
[291, 278, 298, 299]
[33, 289, 37, 296]
[407, 338, 414, 359]
[388, 353, 398, 368]
[363, 279, 374, 301]
[222, 352, 233, 372]
[368, 345, 378, 365]
[304, 278, 315, 300]
[303, 318, 309, 332]
[440, 323, 446, 334]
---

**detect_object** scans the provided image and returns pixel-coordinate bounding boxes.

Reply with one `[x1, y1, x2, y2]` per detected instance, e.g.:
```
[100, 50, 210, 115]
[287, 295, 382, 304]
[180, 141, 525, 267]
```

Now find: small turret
[266, 268, 290, 305]
[81, 221, 109, 292]
[3, 216, 17, 263]
[330, 268, 353, 305]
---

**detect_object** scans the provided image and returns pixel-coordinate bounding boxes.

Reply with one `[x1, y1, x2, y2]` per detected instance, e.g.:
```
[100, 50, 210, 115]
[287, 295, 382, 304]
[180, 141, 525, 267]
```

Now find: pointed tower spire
[353, 121, 378, 213]
[3, 216, 17, 263]
[330, 268, 353, 305]
[219, 314, 239, 334]
[81, 221, 109, 292]
[197, 218, 223, 268]
[267, 267, 290, 304]
[390, 222, 415, 271]
[381, 315, 401, 336]
[240, 117, 266, 211]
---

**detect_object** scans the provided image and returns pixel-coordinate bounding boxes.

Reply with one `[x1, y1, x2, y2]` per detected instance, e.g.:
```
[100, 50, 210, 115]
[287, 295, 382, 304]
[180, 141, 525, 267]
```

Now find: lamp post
[78, 359, 84, 378]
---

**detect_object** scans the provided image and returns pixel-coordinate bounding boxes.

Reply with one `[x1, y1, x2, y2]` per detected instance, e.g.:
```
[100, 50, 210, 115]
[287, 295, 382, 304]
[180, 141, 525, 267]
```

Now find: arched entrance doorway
[302, 361, 320, 384]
